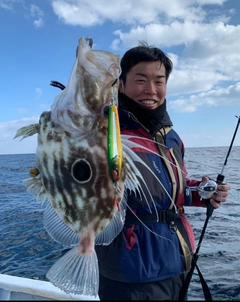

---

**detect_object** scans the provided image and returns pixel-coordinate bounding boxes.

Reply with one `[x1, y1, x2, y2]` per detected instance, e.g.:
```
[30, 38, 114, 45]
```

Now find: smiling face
[119, 61, 167, 109]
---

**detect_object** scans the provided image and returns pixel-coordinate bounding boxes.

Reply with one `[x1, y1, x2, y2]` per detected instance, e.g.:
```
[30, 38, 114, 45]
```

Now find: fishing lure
[107, 102, 122, 186]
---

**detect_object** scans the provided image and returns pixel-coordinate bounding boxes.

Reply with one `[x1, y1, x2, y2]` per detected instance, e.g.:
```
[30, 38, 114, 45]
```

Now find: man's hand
[202, 176, 231, 209]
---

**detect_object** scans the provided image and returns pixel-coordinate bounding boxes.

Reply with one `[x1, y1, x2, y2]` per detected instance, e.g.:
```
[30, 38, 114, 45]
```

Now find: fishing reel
[191, 179, 218, 199]
[185, 179, 218, 205]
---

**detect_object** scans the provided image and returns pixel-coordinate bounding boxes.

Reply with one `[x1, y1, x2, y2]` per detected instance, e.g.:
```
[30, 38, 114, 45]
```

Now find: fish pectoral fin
[14, 124, 39, 140]
[46, 247, 99, 297]
[22, 177, 47, 203]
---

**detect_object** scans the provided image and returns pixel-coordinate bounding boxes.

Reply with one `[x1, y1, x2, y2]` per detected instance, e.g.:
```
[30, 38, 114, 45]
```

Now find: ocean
[0, 147, 239, 301]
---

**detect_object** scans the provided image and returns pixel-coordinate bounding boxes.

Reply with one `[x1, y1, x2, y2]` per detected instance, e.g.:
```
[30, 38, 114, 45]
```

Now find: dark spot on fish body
[42, 173, 57, 202]
[52, 154, 82, 225]
[38, 152, 62, 206]
[42, 153, 49, 174]
[64, 206, 78, 225]
[99, 125, 108, 138]
[121, 157, 127, 182]
[87, 130, 107, 149]
[53, 153, 59, 179]
[72, 159, 92, 183]
[82, 115, 95, 130]
[64, 131, 71, 138]
[90, 97, 102, 113]
[43, 124, 48, 132]
[47, 132, 54, 141]
[54, 133, 63, 143]
[90, 160, 114, 225]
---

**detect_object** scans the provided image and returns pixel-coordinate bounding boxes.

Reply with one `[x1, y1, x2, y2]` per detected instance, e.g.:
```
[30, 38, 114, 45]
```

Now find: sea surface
[0, 147, 239, 301]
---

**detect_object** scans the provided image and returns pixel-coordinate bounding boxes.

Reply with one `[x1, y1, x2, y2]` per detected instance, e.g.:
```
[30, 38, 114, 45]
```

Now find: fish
[14, 37, 175, 297]
[14, 37, 163, 297]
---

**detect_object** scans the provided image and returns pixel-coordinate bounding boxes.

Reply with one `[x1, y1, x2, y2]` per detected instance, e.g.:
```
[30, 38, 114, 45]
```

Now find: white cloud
[1, 0, 239, 152]
[0, 117, 39, 137]
[50, 0, 228, 27]
[33, 18, 44, 28]
[47, 0, 240, 119]
[30, 4, 44, 28]
[0, 0, 23, 10]
[0, 2, 45, 27]
[168, 67, 229, 95]
[108, 18, 240, 100]
[169, 82, 240, 112]
[0, 117, 39, 154]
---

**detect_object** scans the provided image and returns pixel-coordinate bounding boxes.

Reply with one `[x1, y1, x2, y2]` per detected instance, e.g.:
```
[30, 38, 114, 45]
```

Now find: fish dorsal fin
[14, 124, 39, 141]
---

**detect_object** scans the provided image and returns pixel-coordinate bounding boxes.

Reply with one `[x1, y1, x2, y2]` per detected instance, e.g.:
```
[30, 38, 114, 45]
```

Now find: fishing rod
[179, 115, 240, 301]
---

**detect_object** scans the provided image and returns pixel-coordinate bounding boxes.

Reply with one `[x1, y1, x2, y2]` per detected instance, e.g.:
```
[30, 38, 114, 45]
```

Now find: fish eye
[101, 104, 110, 118]
[72, 159, 92, 183]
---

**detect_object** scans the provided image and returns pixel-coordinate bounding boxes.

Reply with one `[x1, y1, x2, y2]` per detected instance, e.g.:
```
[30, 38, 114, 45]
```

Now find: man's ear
[119, 79, 124, 93]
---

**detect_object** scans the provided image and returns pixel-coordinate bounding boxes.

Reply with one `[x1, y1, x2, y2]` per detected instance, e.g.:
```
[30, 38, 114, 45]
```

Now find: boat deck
[0, 274, 99, 300]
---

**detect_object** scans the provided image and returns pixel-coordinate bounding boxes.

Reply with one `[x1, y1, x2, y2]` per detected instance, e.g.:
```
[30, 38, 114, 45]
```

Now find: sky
[0, 0, 240, 155]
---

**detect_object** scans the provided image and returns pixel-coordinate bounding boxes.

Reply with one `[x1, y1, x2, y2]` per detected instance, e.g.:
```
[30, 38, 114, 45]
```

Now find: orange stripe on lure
[107, 104, 122, 183]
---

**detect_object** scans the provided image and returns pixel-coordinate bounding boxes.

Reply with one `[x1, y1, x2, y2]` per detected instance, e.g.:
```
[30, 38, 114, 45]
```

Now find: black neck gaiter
[118, 92, 172, 135]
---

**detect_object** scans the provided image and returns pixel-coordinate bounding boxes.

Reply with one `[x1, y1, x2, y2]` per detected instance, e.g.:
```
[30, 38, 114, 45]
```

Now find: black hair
[120, 41, 173, 84]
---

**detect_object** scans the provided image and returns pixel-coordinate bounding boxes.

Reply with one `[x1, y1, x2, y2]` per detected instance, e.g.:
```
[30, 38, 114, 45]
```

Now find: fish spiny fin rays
[46, 246, 99, 297]
[13, 124, 39, 140]
[95, 190, 127, 245]
[43, 202, 79, 247]
[121, 134, 178, 214]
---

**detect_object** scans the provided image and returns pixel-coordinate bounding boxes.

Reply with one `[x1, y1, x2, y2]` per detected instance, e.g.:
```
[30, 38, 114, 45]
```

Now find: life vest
[95, 109, 201, 282]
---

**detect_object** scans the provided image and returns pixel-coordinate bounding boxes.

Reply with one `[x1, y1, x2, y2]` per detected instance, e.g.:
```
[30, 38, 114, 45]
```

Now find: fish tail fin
[46, 247, 99, 297]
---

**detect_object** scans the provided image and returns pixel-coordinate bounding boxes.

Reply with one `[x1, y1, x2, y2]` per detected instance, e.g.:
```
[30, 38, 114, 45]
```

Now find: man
[95, 43, 231, 300]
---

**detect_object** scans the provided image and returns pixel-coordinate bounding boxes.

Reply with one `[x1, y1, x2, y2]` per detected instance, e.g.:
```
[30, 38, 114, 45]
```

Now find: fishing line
[122, 134, 180, 212]
[122, 199, 205, 259]
[122, 118, 240, 262]
[122, 134, 188, 176]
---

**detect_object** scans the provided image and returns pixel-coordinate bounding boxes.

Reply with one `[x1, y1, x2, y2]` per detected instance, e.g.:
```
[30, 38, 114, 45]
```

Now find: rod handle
[206, 174, 224, 217]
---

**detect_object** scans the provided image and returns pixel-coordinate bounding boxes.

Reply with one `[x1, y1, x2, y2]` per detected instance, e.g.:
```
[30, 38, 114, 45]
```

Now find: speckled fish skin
[14, 37, 127, 296]
[35, 37, 125, 235]
[36, 109, 125, 235]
